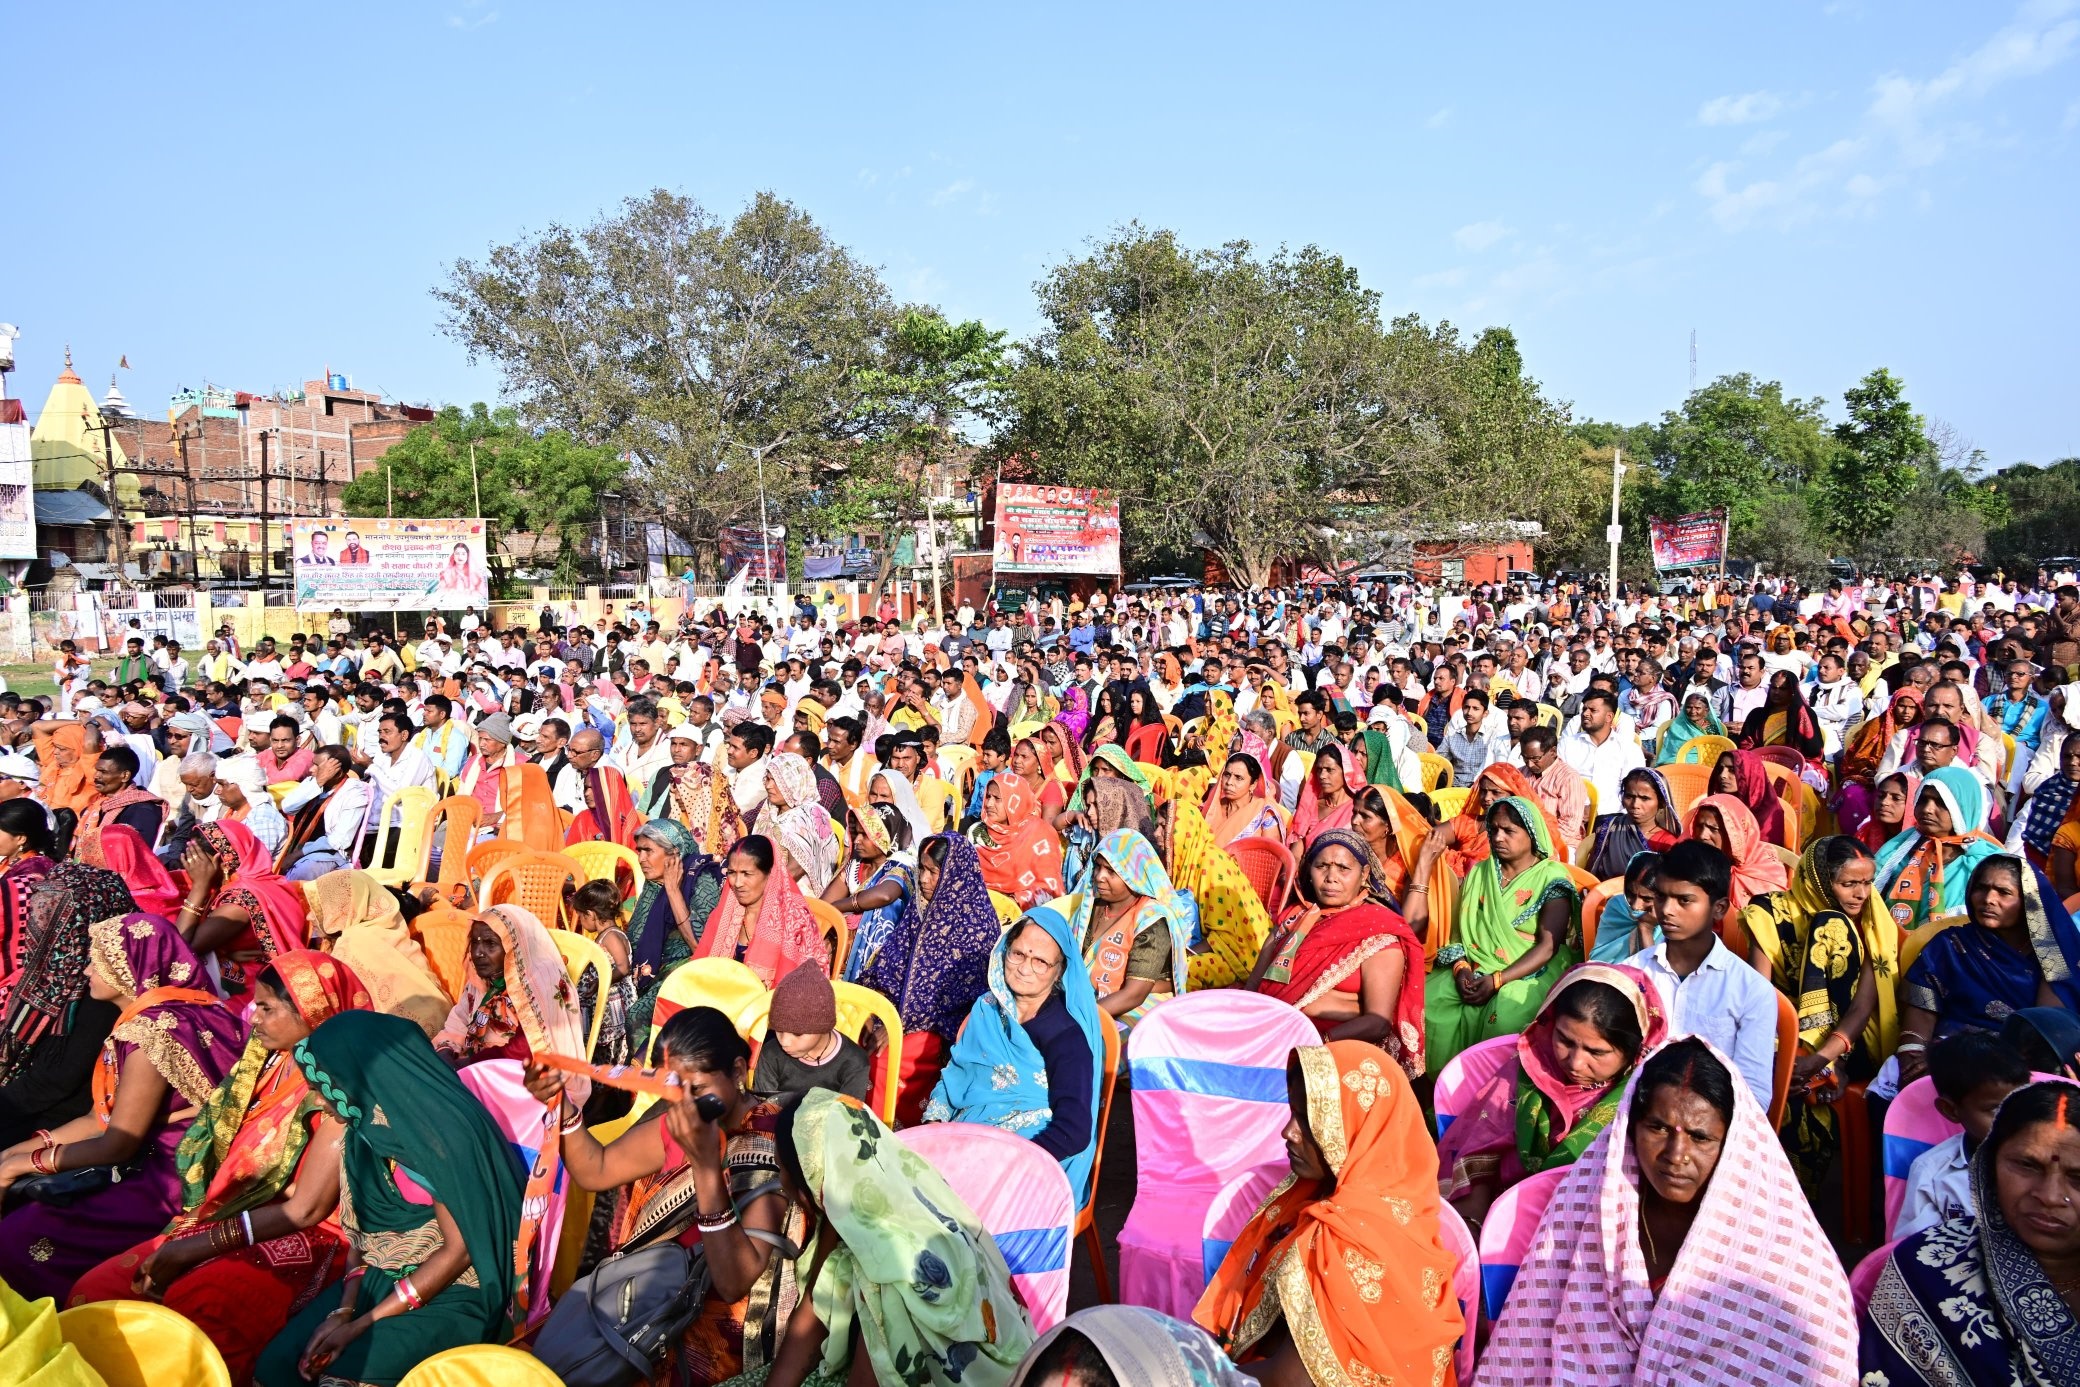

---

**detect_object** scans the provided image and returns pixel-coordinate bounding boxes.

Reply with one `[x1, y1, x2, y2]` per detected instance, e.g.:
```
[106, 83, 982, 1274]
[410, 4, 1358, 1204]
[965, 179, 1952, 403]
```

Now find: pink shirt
[262, 745, 315, 785]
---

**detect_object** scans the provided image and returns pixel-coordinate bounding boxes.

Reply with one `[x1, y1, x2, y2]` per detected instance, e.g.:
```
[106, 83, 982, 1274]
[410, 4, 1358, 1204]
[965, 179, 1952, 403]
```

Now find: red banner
[718, 525, 784, 579]
[1648, 510, 1728, 572]
[992, 484, 1121, 575]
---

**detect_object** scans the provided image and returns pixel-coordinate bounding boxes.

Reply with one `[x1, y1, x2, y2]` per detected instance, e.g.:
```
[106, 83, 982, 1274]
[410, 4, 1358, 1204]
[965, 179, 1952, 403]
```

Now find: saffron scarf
[33, 723, 96, 814]
[1194, 1041, 1463, 1387]
[1684, 794, 1789, 912]
[971, 772, 1064, 908]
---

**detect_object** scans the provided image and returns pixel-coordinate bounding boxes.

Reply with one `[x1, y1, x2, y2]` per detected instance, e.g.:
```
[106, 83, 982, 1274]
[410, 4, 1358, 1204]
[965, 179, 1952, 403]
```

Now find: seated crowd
[1, 571, 2078, 1387]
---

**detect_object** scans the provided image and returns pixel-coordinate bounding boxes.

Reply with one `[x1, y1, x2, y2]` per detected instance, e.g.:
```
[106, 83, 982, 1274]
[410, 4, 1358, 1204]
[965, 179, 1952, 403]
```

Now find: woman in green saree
[1408, 794, 1582, 1073]
[753, 1089, 1035, 1387]
[254, 1011, 524, 1387]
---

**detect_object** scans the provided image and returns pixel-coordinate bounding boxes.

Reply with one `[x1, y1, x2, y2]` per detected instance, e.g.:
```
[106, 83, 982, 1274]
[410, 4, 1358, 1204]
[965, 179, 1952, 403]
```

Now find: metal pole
[469, 440, 482, 519]
[1606, 446, 1625, 598]
[258, 430, 272, 590]
[179, 429, 198, 580]
[755, 451, 772, 594]
[93, 412, 132, 589]
[927, 489, 943, 625]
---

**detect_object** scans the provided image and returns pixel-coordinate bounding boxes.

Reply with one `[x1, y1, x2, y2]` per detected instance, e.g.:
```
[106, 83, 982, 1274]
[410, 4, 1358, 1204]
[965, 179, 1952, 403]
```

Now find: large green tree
[1983, 458, 2080, 569]
[1652, 373, 1837, 540]
[339, 404, 628, 571]
[435, 190, 895, 576]
[1816, 368, 1930, 554]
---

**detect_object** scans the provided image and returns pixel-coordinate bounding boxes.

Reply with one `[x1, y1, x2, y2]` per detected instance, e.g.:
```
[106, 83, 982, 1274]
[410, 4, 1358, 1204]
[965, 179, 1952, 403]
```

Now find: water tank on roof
[327, 373, 349, 392]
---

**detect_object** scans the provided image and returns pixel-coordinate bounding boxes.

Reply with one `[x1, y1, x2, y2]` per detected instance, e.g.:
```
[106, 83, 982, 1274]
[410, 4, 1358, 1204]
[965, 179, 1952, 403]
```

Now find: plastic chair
[1429, 786, 1472, 820]
[1849, 1240, 1899, 1317]
[419, 795, 484, 897]
[988, 890, 1024, 925]
[1419, 753, 1453, 792]
[805, 896, 849, 980]
[1768, 990, 1798, 1130]
[455, 1059, 565, 1330]
[412, 905, 475, 1001]
[899, 1123, 1077, 1333]
[480, 849, 583, 930]
[466, 838, 527, 895]
[1883, 1075, 1963, 1232]
[1674, 734, 1736, 766]
[1433, 1034, 1518, 1138]
[1227, 836, 1296, 918]
[651, 957, 767, 1052]
[1478, 1165, 1566, 1318]
[1896, 918, 1958, 983]
[1125, 722, 1167, 764]
[1767, 843, 1800, 874]
[1115, 991, 1320, 1318]
[1437, 1198, 1481, 1383]
[552, 1110, 637, 1296]
[1760, 762, 1805, 852]
[549, 928, 612, 1058]
[564, 840, 641, 901]
[57, 1300, 233, 1387]
[1579, 876, 1625, 960]
[1563, 863, 1600, 892]
[831, 979, 903, 1125]
[1076, 1016, 1124, 1303]
[367, 784, 439, 887]
[1658, 762, 1713, 817]
[398, 1343, 568, 1386]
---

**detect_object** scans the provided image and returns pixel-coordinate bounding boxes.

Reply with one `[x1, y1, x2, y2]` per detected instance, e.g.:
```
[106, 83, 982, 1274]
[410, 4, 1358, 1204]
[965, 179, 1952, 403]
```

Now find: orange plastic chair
[1563, 864, 1600, 892]
[421, 795, 483, 896]
[1658, 762, 1713, 818]
[1075, 1017, 1124, 1302]
[480, 849, 583, 930]
[1769, 990, 1798, 1130]
[1227, 837, 1296, 918]
[413, 905, 475, 1000]
[805, 897, 849, 979]
[466, 838, 526, 896]
[499, 762, 564, 851]
[1579, 876, 1625, 960]
[1760, 763, 1805, 852]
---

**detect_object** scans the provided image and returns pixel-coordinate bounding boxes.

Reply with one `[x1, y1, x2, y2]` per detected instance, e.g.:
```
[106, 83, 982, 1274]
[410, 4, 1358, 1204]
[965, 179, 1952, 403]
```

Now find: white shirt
[1892, 1133, 1974, 1241]
[361, 744, 437, 839]
[1627, 937, 1778, 1108]
[614, 730, 674, 796]
[1558, 726, 1646, 810]
[280, 776, 372, 857]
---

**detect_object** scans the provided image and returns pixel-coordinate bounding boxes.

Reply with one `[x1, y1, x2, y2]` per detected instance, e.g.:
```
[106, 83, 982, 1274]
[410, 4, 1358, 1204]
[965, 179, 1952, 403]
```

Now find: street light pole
[1606, 446, 1625, 598]
[84, 407, 131, 589]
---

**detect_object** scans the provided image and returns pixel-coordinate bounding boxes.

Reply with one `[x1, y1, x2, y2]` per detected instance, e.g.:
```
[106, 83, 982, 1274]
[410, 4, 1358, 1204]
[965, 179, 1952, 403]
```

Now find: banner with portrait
[992, 483, 1122, 575]
[285, 517, 490, 612]
[1648, 510, 1729, 572]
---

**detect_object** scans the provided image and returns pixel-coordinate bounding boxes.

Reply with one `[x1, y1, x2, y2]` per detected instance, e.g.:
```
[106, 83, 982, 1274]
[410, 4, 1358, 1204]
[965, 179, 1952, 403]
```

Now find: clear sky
[7, 2, 2076, 465]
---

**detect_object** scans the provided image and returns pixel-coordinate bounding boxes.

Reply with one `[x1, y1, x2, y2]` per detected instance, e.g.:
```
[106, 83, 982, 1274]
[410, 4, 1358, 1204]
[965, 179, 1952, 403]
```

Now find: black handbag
[7, 1158, 143, 1208]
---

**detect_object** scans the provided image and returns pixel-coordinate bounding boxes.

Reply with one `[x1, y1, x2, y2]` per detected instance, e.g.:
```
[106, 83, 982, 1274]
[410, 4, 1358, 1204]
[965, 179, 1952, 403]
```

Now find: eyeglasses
[1004, 947, 1062, 973]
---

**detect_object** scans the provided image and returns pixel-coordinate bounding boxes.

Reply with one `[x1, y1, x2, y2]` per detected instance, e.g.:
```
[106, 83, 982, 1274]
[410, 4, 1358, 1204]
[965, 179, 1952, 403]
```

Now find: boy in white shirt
[1891, 1031, 2030, 1241]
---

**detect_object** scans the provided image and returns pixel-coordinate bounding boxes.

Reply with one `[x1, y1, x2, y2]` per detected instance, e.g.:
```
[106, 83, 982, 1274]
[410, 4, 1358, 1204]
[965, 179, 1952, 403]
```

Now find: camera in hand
[694, 1093, 726, 1123]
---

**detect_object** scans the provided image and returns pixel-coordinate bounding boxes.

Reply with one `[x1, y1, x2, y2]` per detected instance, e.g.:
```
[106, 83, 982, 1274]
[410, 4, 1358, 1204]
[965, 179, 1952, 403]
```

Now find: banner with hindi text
[285, 517, 490, 612]
[1648, 510, 1728, 572]
[992, 483, 1121, 575]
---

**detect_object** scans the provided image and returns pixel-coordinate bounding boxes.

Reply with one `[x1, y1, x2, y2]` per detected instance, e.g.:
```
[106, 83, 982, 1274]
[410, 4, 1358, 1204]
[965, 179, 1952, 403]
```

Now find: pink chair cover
[898, 1122, 1075, 1331]
[1849, 1240, 1899, 1316]
[1433, 1034, 1518, 1138]
[1882, 1075, 1960, 1232]
[1476, 1165, 1566, 1318]
[1437, 1197, 1480, 1385]
[1114, 991, 1320, 1317]
[459, 1059, 567, 1328]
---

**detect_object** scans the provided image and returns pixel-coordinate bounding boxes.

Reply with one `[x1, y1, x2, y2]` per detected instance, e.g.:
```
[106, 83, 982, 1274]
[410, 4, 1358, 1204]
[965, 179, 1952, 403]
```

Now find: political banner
[284, 517, 490, 612]
[1648, 510, 1728, 572]
[993, 484, 1121, 575]
[720, 525, 785, 580]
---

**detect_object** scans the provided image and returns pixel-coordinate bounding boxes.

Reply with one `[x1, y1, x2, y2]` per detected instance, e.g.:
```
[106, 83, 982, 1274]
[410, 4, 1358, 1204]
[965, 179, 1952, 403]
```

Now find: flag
[118, 355, 130, 370]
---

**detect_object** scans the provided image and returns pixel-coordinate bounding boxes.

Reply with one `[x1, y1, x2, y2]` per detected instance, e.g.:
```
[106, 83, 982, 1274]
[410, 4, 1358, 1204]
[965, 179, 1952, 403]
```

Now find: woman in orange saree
[1194, 1039, 1463, 1385]
[971, 772, 1065, 908]
[69, 950, 370, 1384]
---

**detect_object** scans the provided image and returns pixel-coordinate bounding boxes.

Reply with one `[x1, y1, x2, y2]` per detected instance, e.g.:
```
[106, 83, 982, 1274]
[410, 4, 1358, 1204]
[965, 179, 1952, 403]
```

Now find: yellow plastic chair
[58, 1301, 232, 1387]
[1573, 781, 1601, 867]
[988, 890, 1023, 925]
[1674, 734, 1736, 766]
[481, 849, 584, 930]
[412, 905, 475, 1001]
[552, 1110, 638, 1296]
[805, 897, 849, 979]
[549, 928, 611, 1058]
[1418, 753, 1452, 793]
[832, 979, 903, 1125]
[1428, 786, 1471, 820]
[651, 958, 767, 1053]
[564, 840, 641, 900]
[266, 780, 296, 810]
[367, 784, 439, 887]
[397, 1343, 566, 1386]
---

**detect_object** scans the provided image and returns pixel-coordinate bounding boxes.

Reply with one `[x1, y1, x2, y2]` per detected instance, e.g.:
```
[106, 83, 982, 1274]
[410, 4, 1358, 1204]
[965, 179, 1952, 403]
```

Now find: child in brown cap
[751, 962, 871, 1101]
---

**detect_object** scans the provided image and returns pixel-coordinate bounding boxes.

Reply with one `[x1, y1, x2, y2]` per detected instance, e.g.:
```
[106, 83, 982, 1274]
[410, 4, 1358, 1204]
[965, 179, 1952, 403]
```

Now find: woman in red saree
[1248, 829, 1429, 1078]
[971, 772, 1064, 908]
[69, 950, 370, 1384]
[1710, 748, 1790, 848]
[92, 825, 181, 919]
[180, 821, 311, 1008]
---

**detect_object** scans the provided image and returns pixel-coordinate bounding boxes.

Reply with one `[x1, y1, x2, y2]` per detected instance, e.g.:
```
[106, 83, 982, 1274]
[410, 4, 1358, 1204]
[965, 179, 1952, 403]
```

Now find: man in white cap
[213, 754, 289, 855]
[0, 753, 39, 802]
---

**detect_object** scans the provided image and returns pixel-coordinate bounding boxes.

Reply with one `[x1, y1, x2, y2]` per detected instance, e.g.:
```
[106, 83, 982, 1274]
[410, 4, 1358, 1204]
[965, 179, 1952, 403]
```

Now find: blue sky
[8, 2, 2077, 465]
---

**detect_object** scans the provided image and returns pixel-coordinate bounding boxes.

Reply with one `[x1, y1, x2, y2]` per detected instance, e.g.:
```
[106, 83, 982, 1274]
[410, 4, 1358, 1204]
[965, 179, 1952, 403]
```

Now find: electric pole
[258, 429, 273, 589]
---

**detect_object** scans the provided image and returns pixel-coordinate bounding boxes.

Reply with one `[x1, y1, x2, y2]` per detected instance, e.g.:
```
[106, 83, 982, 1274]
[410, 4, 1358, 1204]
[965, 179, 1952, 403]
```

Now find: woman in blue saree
[1873, 764, 2005, 935]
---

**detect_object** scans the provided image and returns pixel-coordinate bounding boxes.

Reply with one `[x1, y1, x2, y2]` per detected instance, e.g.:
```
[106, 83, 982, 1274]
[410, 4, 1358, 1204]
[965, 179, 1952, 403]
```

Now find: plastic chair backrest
[1227, 836, 1295, 917]
[367, 784, 439, 887]
[481, 849, 582, 930]
[563, 840, 641, 902]
[1658, 762, 1713, 817]
[1563, 863, 1600, 891]
[58, 1300, 233, 1387]
[1769, 989, 1798, 1129]
[1753, 746, 1806, 774]
[652, 957, 767, 1052]
[1768, 844, 1800, 874]
[427, 796, 484, 890]
[455, 1059, 564, 1329]
[1580, 876, 1625, 960]
[988, 890, 1024, 925]
[1674, 734, 1737, 766]
[549, 928, 611, 1058]
[1478, 1165, 1567, 1318]
[1896, 918, 1957, 984]
[1117, 991, 1320, 1317]
[898, 1123, 1076, 1333]
[1760, 763, 1804, 851]
[413, 905, 474, 1001]
[1085, 1015, 1123, 1223]
[1433, 1034, 1518, 1137]
[1883, 1075, 1963, 1231]
[1437, 1198, 1481, 1385]
[397, 1343, 568, 1386]
[1849, 1240, 1900, 1317]
[466, 838, 526, 895]
[805, 896, 848, 980]
[1429, 786, 1471, 820]
[1125, 722, 1167, 765]
[1419, 753, 1453, 792]
[499, 761, 564, 853]
[831, 979, 903, 1124]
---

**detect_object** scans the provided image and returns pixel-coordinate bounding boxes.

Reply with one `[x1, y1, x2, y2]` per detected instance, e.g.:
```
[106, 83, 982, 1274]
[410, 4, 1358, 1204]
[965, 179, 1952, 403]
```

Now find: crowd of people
[1, 563, 2078, 1386]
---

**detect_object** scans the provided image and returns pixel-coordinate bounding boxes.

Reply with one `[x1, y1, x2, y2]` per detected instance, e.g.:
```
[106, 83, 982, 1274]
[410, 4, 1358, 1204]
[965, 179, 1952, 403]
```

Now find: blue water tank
[327, 372, 349, 391]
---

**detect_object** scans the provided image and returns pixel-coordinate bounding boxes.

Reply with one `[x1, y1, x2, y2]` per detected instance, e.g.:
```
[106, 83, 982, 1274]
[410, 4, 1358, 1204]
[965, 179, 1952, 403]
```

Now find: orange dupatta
[34, 723, 96, 814]
[972, 773, 1064, 908]
[1194, 1040, 1462, 1385]
[93, 986, 225, 1122]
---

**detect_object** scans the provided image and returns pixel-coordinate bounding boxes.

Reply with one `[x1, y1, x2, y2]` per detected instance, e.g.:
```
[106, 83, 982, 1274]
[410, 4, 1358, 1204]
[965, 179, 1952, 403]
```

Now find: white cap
[0, 753, 39, 783]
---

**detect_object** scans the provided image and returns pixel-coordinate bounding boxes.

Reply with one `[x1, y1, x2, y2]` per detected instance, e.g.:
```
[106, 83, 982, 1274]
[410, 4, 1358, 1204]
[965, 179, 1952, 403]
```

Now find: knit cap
[768, 962, 837, 1034]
